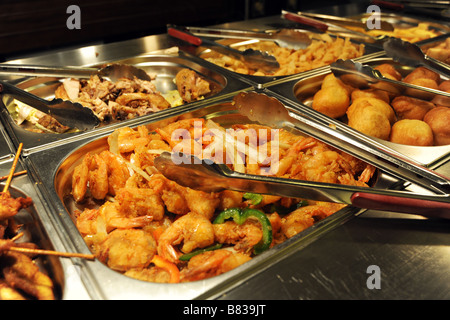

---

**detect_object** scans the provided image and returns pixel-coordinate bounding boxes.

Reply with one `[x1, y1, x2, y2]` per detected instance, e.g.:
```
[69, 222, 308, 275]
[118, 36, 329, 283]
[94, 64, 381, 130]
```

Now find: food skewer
[8, 246, 96, 260]
[2, 143, 23, 193]
[0, 170, 27, 182]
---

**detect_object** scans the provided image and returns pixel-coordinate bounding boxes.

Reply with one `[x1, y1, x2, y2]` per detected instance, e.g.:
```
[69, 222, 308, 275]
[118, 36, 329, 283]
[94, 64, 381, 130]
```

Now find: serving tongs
[0, 80, 99, 130]
[330, 59, 450, 107]
[281, 10, 386, 43]
[154, 152, 450, 219]
[167, 26, 280, 73]
[0, 63, 151, 82]
[382, 37, 450, 78]
[183, 26, 312, 50]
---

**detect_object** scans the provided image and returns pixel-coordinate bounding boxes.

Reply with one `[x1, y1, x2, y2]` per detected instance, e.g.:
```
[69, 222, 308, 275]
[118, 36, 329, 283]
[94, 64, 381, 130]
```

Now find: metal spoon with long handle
[0, 63, 151, 82]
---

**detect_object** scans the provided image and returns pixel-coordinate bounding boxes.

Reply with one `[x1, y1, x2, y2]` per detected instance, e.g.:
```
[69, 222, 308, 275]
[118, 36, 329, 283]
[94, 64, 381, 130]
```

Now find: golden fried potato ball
[389, 119, 434, 146]
[312, 86, 350, 118]
[403, 66, 440, 84]
[375, 63, 402, 81]
[347, 97, 396, 124]
[391, 96, 435, 120]
[351, 89, 390, 104]
[423, 106, 450, 145]
[321, 73, 353, 94]
[347, 104, 391, 140]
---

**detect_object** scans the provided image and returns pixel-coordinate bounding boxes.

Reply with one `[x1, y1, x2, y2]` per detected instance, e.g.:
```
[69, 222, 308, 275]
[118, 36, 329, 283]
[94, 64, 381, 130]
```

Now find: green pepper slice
[213, 207, 272, 255]
[243, 192, 263, 205]
[178, 243, 223, 261]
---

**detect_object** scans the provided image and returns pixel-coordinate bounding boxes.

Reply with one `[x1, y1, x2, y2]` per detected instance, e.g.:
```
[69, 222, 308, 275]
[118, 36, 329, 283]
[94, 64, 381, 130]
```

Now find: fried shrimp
[157, 212, 215, 264]
[71, 115, 376, 283]
[97, 228, 157, 272]
[180, 249, 251, 282]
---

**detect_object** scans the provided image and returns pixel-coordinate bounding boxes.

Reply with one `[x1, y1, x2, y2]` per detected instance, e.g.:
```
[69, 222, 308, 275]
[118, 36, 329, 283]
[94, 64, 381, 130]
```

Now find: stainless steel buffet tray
[0, 157, 90, 300]
[264, 52, 450, 168]
[22, 90, 425, 300]
[0, 52, 251, 155]
[22, 91, 386, 299]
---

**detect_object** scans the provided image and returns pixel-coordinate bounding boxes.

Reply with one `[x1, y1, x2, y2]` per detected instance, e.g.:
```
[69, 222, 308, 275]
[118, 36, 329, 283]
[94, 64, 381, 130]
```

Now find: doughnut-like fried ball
[351, 89, 390, 103]
[321, 73, 353, 94]
[391, 96, 435, 120]
[312, 86, 350, 118]
[347, 97, 396, 124]
[432, 80, 450, 106]
[423, 106, 450, 145]
[347, 104, 391, 140]
[375, 63, 402, 81]
[389, 119, 433, 146]
[403, 66, 440, 84]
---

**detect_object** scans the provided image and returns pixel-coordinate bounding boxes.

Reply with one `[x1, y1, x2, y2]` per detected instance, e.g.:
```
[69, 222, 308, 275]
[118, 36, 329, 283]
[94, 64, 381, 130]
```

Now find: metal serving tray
[180, 33, 381, 86]
[0, 53, 250, 155]
[22, 91, 391, 300]
[264, 53, 450, 168]
[0, 157, 90, 300]
[0, 123, 13, 161]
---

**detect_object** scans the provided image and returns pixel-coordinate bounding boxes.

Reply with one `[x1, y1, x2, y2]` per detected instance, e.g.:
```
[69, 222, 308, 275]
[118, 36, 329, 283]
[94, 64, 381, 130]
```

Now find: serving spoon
[0, 63, 152, 82]
[0, 80, 100, 130]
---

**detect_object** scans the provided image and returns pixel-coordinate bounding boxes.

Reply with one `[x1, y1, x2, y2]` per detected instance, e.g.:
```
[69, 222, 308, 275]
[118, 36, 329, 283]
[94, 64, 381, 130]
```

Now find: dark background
[0, 0, 353, 61]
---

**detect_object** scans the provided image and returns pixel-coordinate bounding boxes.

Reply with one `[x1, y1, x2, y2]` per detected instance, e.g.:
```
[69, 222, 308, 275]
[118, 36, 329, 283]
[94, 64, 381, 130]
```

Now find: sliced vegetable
[151, 255, 180, 283]
[213, 207, 272, 255]
[178, 243, 223, 261]
[243, 192, 263, 205]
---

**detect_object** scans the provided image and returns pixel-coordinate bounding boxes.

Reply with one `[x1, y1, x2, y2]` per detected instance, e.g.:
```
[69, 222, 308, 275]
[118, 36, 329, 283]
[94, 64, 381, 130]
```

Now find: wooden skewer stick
[8, 246, 96, 260]
[2, 143, 24, 193]
[0, 170, 27, 182]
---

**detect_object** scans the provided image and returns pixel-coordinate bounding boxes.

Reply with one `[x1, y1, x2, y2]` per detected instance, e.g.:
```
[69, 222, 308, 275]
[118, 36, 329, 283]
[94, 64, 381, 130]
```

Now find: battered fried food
[347, 97, 396, 124]
[391, 96, 435, 120]
[389, 119, 434, 146]
[423, 106, 450, 145]
[175, 68, 211, 103]
[403, 67, 440, 100]
[351, 89, 390, 104]
[312, 74, 352, 118]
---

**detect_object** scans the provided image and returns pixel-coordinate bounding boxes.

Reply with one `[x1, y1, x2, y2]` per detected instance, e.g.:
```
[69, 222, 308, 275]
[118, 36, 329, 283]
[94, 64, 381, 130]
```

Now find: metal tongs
[382, 37, 450, 78]
[155, 152, 450, 219]
[167, 26, 280, 73]
[0, 80, 99, 130]
[183, 26, 312, 49]
[281, 10, 385, 43]
[154, 92, 450, 218]
[331, 59, 450, 106]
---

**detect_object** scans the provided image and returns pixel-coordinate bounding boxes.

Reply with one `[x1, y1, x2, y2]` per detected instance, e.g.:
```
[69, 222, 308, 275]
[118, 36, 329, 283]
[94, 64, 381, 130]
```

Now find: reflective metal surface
[0, 49, 250, 155]
[0, 158, 90, 300]
[25, 95, 368, 300]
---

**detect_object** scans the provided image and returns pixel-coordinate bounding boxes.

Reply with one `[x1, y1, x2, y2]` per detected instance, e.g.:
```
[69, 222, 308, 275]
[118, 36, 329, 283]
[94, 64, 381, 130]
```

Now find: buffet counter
[1, 2, 449, 300]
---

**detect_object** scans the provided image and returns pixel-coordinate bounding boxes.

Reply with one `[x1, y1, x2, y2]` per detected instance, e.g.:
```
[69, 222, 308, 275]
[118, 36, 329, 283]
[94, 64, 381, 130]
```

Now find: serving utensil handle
[351, 192, 450, 219]
[168, 27, 203, 46]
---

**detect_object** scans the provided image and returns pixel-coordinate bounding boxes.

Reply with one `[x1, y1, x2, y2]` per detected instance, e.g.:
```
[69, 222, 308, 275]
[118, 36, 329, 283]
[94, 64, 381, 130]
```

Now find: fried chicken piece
[175, 69, 211, 103]
[0, 192, 33, 220]
[1, 251, 55, 300]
